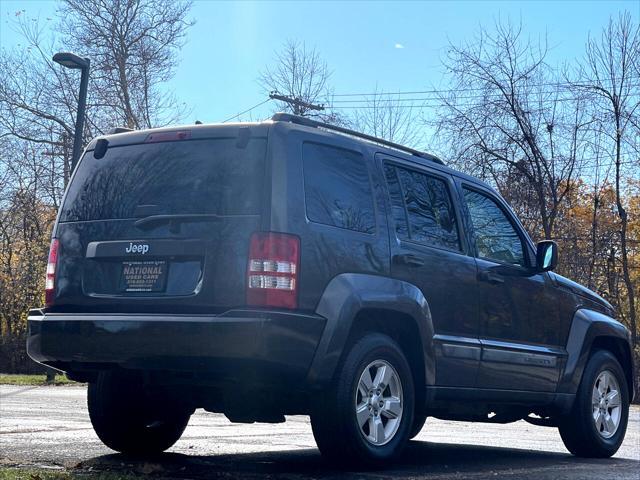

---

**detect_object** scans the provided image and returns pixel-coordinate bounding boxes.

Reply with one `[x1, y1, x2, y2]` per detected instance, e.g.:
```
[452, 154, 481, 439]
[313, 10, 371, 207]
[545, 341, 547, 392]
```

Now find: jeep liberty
[27, 113, 635, 464]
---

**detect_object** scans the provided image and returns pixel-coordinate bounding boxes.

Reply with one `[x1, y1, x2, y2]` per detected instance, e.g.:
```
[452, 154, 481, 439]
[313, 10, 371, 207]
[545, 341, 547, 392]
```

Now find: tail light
[247, 232, 300, 309]
[45, 238, 59, 307]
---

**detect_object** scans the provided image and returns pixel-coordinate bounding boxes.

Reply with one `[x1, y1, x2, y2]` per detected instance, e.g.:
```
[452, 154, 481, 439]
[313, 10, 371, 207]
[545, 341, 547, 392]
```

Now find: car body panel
[377, 154, 481, 387]
[307, 273, 435, 386]
[28, 308, 325, 387]
[559, 308, 635, 400]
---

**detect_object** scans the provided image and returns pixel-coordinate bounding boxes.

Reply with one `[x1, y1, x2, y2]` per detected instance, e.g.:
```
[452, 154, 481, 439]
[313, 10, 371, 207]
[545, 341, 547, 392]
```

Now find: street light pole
[71, 60, 90, 170]
[53, 52, 90, 171]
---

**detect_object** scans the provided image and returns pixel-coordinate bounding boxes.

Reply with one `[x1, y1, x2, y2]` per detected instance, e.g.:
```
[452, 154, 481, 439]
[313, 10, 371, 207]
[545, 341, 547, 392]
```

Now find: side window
[463, 188, 526, 266]
[303, 142, 375, 234]
[384, 163, 461, 251]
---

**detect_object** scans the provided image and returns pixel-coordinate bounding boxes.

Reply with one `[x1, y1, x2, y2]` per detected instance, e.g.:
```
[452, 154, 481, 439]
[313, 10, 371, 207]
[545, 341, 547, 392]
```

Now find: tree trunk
[587, 193, 599, 290]
[615, 123, 637, 346]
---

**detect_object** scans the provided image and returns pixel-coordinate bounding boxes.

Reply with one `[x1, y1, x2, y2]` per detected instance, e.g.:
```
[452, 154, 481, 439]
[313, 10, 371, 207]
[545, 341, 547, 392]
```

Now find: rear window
[60, 137, 267, 222]
[302, 142, 375, 234]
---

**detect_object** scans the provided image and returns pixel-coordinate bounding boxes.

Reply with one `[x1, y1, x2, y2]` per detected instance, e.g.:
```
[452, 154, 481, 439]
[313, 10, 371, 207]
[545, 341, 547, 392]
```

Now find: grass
[0, 374, 79, 386]
[0, 467, 140, 480]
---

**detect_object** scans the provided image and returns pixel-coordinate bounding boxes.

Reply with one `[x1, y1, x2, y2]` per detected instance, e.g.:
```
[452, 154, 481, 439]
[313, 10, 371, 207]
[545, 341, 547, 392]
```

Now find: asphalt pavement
[1, 384, 638, 479]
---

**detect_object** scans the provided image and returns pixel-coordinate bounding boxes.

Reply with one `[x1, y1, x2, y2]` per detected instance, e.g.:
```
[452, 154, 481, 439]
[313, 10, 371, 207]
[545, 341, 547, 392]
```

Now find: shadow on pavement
[76, 441, 639, 479]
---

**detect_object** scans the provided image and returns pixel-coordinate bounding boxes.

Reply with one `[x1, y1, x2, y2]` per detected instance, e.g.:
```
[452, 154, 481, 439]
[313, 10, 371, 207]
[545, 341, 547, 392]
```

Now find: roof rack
[271, 113, 444, 165]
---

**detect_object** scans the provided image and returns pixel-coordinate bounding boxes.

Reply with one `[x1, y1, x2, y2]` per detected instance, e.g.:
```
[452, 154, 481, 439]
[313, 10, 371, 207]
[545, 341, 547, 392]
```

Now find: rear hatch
[51, 126, 269, 313]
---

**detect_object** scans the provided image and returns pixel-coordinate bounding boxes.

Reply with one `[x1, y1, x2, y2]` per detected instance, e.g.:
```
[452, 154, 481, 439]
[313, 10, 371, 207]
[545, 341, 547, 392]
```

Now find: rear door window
[302, 142, 375, 234]
[384, 163, 461, 251]
[60, 137, 267, 222]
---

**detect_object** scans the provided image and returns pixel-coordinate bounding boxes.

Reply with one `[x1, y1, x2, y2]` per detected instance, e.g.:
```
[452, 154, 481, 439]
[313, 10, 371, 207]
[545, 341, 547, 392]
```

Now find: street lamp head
[52, 52, 91, 172]
[53, 52, 90, 70]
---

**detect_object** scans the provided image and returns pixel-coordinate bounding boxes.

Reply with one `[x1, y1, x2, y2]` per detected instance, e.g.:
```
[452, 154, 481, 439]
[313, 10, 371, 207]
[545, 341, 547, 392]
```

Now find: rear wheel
[310, 333, 415, 465]
[558, 350, 629, 458]
[88, 371, 191, 454]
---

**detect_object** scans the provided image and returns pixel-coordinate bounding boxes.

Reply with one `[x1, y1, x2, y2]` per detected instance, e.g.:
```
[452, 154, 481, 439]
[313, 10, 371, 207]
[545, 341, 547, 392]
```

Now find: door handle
[478, 270, 505, 284]
[393, 254, 425, 267]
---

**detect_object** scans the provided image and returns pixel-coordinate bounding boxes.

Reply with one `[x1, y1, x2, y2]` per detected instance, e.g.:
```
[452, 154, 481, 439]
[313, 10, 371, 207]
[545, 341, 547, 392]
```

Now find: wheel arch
[306, 273, 435, 390]
[346, 308, 427, 409]
[559, 308, 635, 402]
[590, 336, 634, 401]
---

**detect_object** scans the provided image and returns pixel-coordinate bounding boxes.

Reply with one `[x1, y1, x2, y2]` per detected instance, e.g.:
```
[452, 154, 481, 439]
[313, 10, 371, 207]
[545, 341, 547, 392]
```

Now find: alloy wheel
[355, 359, 404, 446]
[591, 369, 622, 439]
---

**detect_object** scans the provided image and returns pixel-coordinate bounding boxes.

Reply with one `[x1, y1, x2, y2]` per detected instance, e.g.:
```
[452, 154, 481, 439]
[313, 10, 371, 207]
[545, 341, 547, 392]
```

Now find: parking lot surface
[1, 385, 638, 479]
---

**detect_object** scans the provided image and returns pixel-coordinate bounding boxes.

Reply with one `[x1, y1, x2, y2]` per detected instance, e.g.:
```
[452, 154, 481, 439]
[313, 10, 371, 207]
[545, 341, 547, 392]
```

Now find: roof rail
[107, 127, 134, 134]
[271, 112, 444, 165]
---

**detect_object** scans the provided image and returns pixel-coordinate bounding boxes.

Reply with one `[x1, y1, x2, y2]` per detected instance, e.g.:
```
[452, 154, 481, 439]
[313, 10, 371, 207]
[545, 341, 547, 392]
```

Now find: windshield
[60, 137, 267, 222]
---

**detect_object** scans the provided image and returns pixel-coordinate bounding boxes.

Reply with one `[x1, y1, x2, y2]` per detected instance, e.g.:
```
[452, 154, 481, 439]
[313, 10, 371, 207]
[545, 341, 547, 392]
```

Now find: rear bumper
[27, 308, 326, 387]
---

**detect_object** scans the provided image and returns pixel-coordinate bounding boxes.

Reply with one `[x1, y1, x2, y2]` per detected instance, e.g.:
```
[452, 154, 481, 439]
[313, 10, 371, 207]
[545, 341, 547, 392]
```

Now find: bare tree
[433, 20, 587, 240]
[576, 12, 640, 345]
[0, 1, 194, 199]
[0, 17, 78, 198]
[259, 40, 331, 116]
[60, 0, 194, 129]
[349, 89, 422, 147]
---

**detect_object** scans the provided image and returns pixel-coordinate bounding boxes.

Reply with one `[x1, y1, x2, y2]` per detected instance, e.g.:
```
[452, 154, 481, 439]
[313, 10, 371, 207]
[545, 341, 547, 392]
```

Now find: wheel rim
[355, 359, 403, 446]
[591, 370, 622, 439]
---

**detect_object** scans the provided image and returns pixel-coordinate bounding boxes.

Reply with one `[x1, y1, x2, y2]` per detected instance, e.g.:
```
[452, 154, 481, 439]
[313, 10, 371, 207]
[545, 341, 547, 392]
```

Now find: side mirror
[535, 241, 558, 273]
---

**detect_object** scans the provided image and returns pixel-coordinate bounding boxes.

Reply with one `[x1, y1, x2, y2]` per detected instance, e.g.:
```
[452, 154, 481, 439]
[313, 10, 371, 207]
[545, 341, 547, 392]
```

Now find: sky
[1, 0, 639, 134]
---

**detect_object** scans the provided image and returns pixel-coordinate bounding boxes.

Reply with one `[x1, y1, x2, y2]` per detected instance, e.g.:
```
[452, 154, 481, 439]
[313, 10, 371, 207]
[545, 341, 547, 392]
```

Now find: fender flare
[306, 273, 435, 387]
[558, 308, 634, 398]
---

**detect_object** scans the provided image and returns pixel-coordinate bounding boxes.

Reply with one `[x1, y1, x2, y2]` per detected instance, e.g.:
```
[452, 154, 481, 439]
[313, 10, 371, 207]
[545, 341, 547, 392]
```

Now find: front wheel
[558, 350, 629, 458]
[310, 333, 415, 465]
[88, 371, 191, 454]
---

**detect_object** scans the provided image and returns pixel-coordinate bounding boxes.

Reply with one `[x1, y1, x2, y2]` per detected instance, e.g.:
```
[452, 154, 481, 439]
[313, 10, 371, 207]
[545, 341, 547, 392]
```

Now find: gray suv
[28, 113, 634, 465]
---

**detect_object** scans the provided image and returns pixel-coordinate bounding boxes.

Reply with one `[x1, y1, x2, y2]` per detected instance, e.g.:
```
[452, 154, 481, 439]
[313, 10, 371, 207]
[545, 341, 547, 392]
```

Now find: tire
[409, 412, 427, 440]
[88, 371, 191, 455]
[558, 350, 629, 458]
[310, 333, 415, 466]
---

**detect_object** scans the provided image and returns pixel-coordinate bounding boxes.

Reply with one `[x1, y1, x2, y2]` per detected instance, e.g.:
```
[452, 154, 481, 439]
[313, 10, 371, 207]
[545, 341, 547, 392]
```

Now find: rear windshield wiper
[134, 214, 225, 230]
